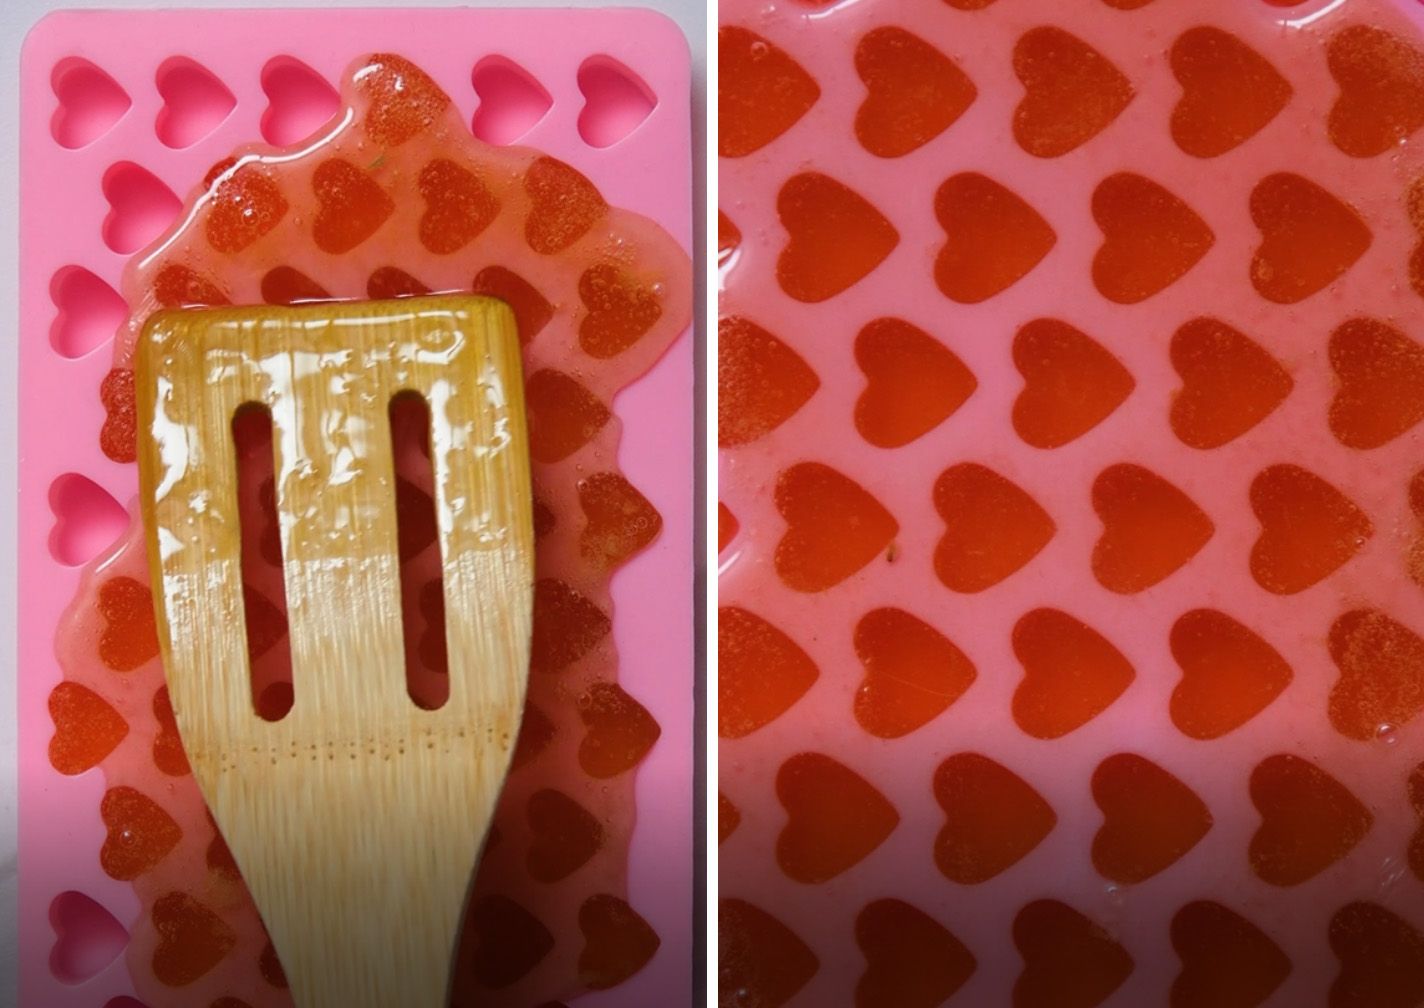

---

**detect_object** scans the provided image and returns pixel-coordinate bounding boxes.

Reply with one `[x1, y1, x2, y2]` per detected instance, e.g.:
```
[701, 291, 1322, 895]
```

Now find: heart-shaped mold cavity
[720, 606, 819, 739]
[577, 894, 659, 990]
[935, 173, 1055, 304]
[719, 26, 820, 157]
[100, 785, 182, 881]
[854, 317, 976, 448]
[49, 473, 127, 567]
[1013, 900, 1134, 1008]
[1327, 25, 1424, 159]
[719, 898, 819, 1008]
[1092, 463, 1213, 593]
[719, 316, 820, 447]
[1170, 318, 1292, 449]
[98, 575, 160, 673]
[1327, 609, 1424, 742]
[416, 157, 499, 254]
[1170, 902, 1292, 1008]
[525, 368, 611, 463]
[774, 462, 899, 592]
[776, 751, 899, 883]
[48, 681, 128, 776]
[1170, 27, 1292, 158]
[101, 162, 181, 255]
[1329, 902, 1424, 1007]
[205, 161, 289, 254]
[578, 262, 664, 358]
[49, 890, 127, 983]
[1250, 464, 1371, 595]
[471, 265, 554, 343]
[577, 56, 656, 148]
[1170, 609, 1292, 740]
[460, 894, 554, 989]
[154, 57, 235, 149]
[472, 56, 552, 145]
[1013, 27, 1134, 158]
[312, 158, 394, 254]
[49, 266, 125, 359]
[1013, 608, 1134, 739]
[576, 681, 660, 779]
[1091, 753, 1212, 883]
[352, 52, 451, 148]
[854, 26, 976, 158]
[854, 608, 975, 739]
[261, 265, 331, 306]
[529, 577, 609, 675]
[50, 57, 130, 149]
[1249, 754, 1371, 885]
[1328, 317, 1424, 449]
[526, 788, 603, 883]
[259, 56, 339, 147]
[934, 463, 1054, 592]
[1250, 173, 1371, 304]
[524, 155, 608, 254]
[934, 752, 1056, 883]
[150, 892, 236, 986]
[1013, 318, 1133, 449]
[777, 172, 899, 303]
[1093, 173, 1213, 304]
[855, 899, 976, 1008]
[364, 266, 424, 301]
[577, 472, 662, 572]
[151, 264, 228, 309]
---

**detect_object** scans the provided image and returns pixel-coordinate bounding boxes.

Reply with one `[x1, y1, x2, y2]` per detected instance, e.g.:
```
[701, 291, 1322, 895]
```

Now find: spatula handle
[214, 740, 495, 1007]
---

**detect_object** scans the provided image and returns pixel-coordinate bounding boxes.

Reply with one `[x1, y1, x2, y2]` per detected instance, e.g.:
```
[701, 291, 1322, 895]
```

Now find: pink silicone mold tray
[20, 9, 692, 1008]
[719, 0, 1424, 1005]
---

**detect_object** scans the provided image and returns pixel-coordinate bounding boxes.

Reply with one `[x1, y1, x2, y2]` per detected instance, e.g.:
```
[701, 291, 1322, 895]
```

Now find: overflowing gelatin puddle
[720, 0, 1424, 1004]
[52, 53, 688, 1008]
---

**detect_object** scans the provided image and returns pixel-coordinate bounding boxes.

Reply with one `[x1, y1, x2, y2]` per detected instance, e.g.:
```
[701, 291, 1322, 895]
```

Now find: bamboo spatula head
[135, 295, 534, 1008]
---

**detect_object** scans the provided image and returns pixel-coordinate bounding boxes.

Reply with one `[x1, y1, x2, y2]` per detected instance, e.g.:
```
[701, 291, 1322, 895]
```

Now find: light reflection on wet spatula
[134, 295, 533, 1007]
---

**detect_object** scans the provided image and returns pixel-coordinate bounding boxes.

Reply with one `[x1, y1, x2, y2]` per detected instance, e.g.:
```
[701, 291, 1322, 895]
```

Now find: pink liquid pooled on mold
[50, 52, 689, 1008]
[720, 0, 1424, 1005]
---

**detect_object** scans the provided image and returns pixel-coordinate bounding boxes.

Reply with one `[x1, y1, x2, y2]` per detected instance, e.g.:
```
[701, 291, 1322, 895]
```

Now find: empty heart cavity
[49, 890, 127, 984]
[50, 57, 130, 149]
[101, 162, 180, 255]
[49, 266, 125, 359]
[49, 474, 128, 567]
[260, 56, 339, 146]
[577, 56, 656, 148]
[154, 57, 234, 148]
[472, 56, 552, 145]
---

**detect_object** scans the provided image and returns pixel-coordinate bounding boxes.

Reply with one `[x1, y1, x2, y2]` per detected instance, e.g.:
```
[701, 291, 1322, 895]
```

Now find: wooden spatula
[135, 295, 534, 1007]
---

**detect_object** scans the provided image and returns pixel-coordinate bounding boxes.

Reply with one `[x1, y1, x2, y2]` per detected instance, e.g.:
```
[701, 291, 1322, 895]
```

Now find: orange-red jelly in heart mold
[52, 52, 689, 1008]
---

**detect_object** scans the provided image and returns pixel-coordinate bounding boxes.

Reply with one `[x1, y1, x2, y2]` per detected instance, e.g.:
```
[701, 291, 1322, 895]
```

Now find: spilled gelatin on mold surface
[53, 51, 688, 1008]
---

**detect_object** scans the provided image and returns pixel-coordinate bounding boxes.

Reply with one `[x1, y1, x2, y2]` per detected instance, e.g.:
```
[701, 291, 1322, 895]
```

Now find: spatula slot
[390, 390, 450, 711]
[232, 401, 295, 722]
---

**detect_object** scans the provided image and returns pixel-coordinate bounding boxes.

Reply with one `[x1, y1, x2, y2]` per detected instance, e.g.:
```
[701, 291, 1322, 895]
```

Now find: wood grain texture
[135, 295, 533, 1007]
